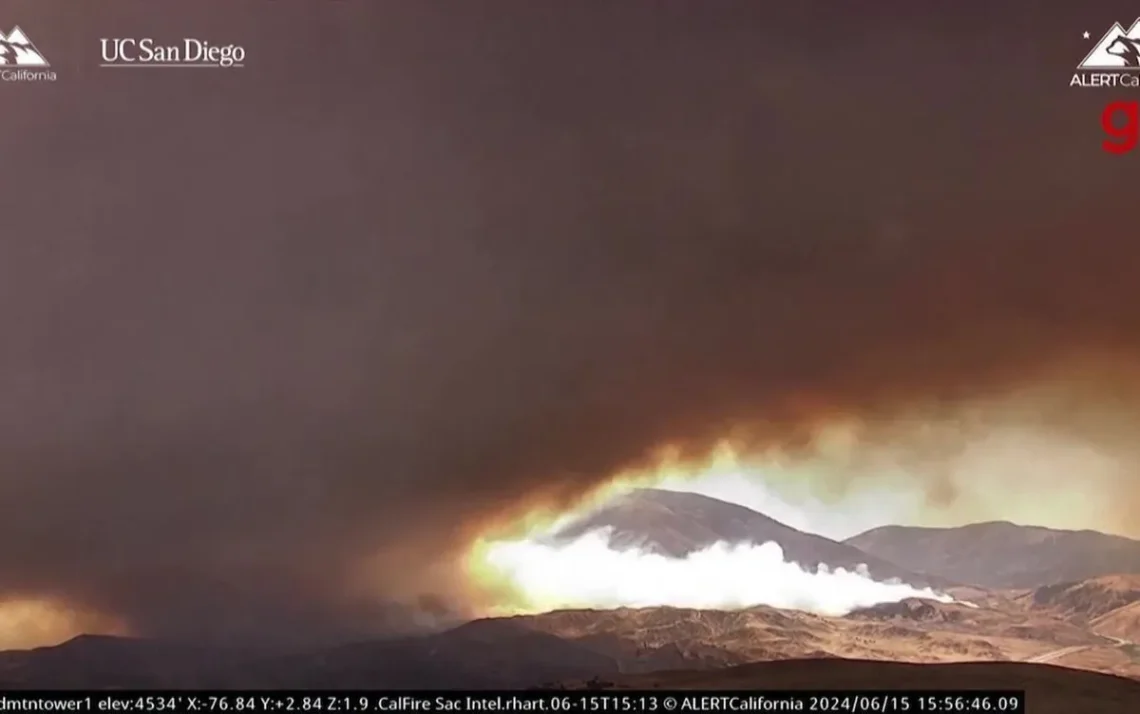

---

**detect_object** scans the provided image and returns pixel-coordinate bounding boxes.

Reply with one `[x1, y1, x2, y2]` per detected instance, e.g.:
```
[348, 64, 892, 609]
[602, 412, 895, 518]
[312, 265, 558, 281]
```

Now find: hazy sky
[2, 1, 1140, 646]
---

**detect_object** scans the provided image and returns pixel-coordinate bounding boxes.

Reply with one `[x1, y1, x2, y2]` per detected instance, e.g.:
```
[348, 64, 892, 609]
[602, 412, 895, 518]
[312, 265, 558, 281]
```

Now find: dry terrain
[1014, 574, 1140, 621]
[2, 594, 1138, 690]
[1093, 601, 1140, 641]
[485, 592, 1140, 679]
[998, 574, 1140, 679]
[846, 521, 1140, 589]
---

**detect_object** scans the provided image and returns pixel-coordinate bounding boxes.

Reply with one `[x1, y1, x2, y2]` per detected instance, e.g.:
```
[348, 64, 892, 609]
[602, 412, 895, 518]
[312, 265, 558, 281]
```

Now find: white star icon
[1083, 31, 1091, 39]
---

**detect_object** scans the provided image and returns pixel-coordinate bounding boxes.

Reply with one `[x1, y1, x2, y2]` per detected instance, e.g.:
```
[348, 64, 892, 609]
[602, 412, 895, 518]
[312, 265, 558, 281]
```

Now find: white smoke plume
[482, 528, 954, 616]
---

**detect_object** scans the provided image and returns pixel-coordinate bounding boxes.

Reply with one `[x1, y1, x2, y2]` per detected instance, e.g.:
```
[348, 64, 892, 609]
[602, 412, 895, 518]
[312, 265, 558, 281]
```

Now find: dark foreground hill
[5, 593, 1137, 689]
[553, 489, 952, 588]
[0, 629, 618, 690]
[4, 632, 1139, 708]
[845, 521, 1140, 589]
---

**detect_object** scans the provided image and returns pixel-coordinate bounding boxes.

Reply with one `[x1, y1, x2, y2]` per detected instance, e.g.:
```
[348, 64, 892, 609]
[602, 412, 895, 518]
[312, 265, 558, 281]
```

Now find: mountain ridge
[552, 489, 955, 589]
[845, 522, 1140, 589]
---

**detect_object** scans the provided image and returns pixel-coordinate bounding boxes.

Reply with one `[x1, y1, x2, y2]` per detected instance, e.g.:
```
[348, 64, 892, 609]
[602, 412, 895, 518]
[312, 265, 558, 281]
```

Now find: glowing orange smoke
[462, 439, 955, 617]
[464, 442, 781, 612]
[0, 597, 128, 650]
[462, 442, 740, 610]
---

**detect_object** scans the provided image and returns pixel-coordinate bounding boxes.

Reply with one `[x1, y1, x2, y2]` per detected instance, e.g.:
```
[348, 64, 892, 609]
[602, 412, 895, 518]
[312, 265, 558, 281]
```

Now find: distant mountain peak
[846, 522, 1140, 590]
[854, 521, 1138, 540]
[550, 488, 949, 589]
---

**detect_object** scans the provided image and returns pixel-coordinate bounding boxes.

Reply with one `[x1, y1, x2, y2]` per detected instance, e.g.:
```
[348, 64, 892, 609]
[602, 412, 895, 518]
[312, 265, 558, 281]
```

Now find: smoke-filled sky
[3, 1, 1140, 647]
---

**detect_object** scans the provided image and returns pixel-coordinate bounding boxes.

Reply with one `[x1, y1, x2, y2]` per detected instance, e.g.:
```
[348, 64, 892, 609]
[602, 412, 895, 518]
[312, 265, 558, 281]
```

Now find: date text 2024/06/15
[1103, 100, 1139, 154]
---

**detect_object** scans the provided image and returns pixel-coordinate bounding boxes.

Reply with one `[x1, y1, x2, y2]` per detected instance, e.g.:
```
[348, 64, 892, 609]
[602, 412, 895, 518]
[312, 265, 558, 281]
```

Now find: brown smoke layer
[1, 1, 1138, 645]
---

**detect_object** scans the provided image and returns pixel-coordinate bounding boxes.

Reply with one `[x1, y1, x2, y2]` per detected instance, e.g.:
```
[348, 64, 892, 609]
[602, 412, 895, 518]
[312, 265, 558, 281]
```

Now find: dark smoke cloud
[2, 1, 1139, 644]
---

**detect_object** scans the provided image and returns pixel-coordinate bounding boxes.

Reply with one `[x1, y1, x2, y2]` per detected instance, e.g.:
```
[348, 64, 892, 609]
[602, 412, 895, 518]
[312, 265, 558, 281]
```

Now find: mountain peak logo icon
[1079, 19, 1140, 69]
[0, 26, 49, 67]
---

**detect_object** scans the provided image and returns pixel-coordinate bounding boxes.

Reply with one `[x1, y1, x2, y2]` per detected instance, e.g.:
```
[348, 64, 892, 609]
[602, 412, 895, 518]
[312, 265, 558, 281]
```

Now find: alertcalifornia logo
[1072, 18, 1140, 88]
[0, 25, 57, 82]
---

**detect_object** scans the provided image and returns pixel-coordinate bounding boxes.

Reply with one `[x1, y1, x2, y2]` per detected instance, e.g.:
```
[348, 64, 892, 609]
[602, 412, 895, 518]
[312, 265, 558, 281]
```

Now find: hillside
[0, 628, 620, 690]
[845, 521, 1140, 589]
[1012, 574, 1140, 655]
[0, 602, 1123, 689]
[553, 489, 952, 588]
[515, 600, 1103, 667]
[0, 635, 269, 689]
[1092, 601, 1140, 641]
[1019, 574, 1140, 621]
